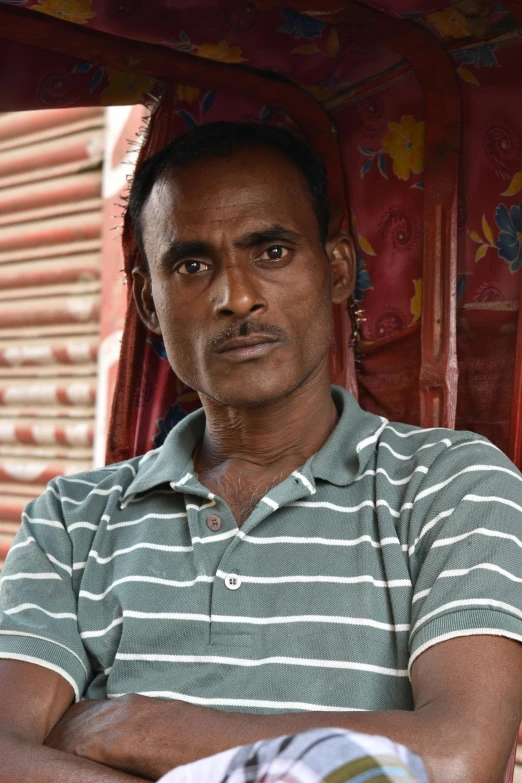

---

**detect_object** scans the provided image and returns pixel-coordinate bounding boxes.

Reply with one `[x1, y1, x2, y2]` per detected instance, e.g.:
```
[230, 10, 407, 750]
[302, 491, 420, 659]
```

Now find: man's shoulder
[48, 451, 157, 506]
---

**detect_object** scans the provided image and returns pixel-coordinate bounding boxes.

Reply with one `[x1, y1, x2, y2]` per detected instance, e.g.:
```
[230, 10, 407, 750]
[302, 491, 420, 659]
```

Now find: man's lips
[214, 334, 281, 354]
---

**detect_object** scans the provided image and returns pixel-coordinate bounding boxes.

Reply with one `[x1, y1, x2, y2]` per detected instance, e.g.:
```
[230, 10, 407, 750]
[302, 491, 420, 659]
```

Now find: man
[0, 122, 521, 783]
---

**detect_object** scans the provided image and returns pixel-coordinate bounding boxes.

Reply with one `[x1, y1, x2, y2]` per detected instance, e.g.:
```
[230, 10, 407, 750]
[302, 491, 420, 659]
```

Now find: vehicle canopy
[0, 0, 521, 469]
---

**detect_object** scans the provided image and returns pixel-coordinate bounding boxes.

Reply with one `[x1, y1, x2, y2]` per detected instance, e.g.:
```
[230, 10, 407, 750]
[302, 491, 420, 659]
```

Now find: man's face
[135, 146, 352, 408]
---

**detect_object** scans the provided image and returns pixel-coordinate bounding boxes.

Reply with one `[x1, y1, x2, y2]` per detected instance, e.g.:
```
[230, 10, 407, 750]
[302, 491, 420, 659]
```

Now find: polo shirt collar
[309, 386, 388, 486]
[122, 385, 387, 499]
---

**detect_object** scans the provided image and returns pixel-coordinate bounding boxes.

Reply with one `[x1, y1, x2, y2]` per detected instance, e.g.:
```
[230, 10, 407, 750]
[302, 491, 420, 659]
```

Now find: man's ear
[326, 233, 356, 305]
[132, 266, 162, 335]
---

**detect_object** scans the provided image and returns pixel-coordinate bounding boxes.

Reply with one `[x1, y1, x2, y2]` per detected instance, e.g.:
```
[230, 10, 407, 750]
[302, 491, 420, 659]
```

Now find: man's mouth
[214, 334, 281, 361]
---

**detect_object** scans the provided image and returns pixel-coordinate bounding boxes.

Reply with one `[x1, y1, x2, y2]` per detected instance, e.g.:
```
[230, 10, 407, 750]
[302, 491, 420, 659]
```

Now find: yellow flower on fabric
[31, 0, 96, 24]
[100, 69, 155, 106]
[410, 279, 422, 325]
[176, 84, 200, 105]
[196, 41, 246, 63]
[382, 115, 425, 181]
[426, 7, 470, 38]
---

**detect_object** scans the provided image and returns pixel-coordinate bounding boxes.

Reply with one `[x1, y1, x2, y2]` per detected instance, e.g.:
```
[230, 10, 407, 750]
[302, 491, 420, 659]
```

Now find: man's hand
[45, 694, 227, 780]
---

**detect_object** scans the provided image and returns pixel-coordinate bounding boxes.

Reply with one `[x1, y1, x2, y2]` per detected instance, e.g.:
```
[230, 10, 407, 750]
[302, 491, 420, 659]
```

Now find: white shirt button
[224, 573, 241, 591]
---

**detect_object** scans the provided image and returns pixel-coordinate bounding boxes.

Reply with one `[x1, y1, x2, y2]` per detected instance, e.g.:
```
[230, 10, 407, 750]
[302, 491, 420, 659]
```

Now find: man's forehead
[141, 152, 315, 244]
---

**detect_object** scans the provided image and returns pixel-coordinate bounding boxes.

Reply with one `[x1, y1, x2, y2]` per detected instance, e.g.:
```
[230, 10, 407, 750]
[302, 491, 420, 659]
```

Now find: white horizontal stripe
[237, 530, 401, 549]
[378, 442, 414, 461]
[73, 561, 86, 570]
[1, 572, 61, 582]
[0, 629, 87, 675]
[464, 493, 522, 515]
[186, 500, 217, 512]
[171, 472, 192, 488]
[89, 541, 194, 564]
[106, 512, 187, 530]
[80, 617, 124, 639]
[412, 598, 522, 635]
[355, 466, 429, 486]
[121, 610, 409, 631]
[292, 470, 316, 495]
[90, 486, 124, 497]
[116, 653, 408, 677]
[409, 628, 522, 675]
[0, 653, 80, 702]
[22, 514, 62, 529]
[3, 603, 77, 619]
[449, 439, 500, 452]
[439, 563, 522, 583]
[385, 425, 444, 439]
[411, 588, 431, 604]
[290, 498, 404, 519]
[374, 439, 452, 462]
[139, 448, 160, 466]
[68, 521, 99, 533]
[60, 477, 97, 487]
[215, 569, 410, 587]
[109, 691, 361, 712]
[261, 496, 279, 510]
[408, 508, 455, 556]
[79, 574, 215, 601]
[413, 465, 522, 505]
[45, 485, 61, 500]
[193, 529, 238, 545]
[8, 537, 35, 553]
[46, 554, 72, 576]
[432, 526, 522, 551]
[356, 417, 388, 454]
[105, 462, 136, 476]
[60, 496, 83, 505]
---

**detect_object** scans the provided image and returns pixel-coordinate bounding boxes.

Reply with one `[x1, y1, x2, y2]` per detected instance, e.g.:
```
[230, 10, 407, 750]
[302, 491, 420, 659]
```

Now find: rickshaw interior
[0, 0, 521, 779]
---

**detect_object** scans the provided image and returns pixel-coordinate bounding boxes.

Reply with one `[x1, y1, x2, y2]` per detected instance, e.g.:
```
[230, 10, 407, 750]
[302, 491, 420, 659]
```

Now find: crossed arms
[0, 634, 520, 783]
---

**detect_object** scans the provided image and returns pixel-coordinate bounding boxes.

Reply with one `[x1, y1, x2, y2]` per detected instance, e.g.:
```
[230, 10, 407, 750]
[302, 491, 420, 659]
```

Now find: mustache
[208, 320, 289, 351]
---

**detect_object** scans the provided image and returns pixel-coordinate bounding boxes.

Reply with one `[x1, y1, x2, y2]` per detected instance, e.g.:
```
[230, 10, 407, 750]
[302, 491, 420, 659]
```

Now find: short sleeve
[0, 482, 92, 700]
[408, 437, 522, 672]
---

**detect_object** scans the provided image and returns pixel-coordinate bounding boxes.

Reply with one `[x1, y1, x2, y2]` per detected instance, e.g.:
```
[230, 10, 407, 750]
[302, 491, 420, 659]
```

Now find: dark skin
[0, 147, 520, 783]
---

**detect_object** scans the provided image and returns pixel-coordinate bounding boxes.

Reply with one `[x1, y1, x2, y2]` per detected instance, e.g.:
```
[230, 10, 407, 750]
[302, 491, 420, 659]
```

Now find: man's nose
[214, 265, 267, 318]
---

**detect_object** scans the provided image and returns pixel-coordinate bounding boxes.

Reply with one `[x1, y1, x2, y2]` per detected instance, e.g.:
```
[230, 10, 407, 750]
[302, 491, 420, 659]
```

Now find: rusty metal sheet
[0, 107, 104, 563]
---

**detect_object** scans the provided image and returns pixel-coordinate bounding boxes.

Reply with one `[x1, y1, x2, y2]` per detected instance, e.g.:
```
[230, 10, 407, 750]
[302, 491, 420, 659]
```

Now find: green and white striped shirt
[1, 387, 521, 711]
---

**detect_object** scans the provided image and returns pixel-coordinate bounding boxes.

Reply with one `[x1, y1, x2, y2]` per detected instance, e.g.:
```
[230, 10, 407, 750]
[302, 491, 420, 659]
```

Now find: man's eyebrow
[161, 239, 214, 266]
[233, 225, 304, 250]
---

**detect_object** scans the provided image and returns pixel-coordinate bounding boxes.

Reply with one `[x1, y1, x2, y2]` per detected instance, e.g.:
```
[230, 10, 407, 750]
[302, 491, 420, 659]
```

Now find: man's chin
[200, 377, 297, 409]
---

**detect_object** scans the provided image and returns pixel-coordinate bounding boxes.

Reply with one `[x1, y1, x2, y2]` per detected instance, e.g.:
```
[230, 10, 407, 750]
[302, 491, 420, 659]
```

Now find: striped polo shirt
[1, 386, 521, 712]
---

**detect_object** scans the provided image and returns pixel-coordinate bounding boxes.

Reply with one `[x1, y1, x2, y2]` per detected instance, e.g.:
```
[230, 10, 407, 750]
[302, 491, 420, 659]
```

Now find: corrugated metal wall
[0, 107, 105, 567]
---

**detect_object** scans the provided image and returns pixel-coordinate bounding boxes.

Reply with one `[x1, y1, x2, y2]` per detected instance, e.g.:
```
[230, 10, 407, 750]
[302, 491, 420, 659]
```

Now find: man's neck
[196, 369, 338, 477]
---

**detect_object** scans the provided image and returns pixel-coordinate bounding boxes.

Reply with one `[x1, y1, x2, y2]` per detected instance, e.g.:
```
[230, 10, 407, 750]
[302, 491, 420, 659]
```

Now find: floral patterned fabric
[1, 0, 522, 455]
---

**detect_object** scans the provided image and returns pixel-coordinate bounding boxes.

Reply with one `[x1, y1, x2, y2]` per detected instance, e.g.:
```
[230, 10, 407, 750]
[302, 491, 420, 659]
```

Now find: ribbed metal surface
[0, 108, 104, 566]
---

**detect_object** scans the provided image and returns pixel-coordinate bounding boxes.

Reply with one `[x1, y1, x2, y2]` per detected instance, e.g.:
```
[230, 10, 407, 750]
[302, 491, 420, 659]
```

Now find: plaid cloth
[158, 728, 428, 783]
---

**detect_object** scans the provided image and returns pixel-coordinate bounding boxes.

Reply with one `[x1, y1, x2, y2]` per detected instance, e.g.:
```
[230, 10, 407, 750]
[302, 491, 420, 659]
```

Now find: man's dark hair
[128, 122, 331, 268]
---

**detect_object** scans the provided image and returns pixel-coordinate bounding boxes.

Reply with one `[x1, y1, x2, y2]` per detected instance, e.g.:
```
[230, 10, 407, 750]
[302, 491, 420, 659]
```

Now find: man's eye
[259, 246, 290, 262]
[177, 260, 211, 275]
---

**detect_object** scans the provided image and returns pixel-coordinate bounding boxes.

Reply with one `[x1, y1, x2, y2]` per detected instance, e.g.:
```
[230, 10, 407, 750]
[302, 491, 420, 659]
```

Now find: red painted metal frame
[509, 283, 522, 467]
[259, 0, 461, 430]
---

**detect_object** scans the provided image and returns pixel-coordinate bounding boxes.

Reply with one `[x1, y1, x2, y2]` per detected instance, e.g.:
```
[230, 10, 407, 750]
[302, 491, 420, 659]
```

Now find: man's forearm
[1, 732, 149, 783]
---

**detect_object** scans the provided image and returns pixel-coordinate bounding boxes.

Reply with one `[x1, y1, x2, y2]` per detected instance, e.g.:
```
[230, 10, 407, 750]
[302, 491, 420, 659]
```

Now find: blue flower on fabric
[453, 43, 499, 68]
[153, 403, 188, 448]
[354, 249, 373, 302]
[278, 9, 325, 39]
[495, 203, 522, 272]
